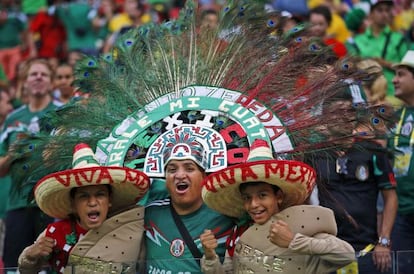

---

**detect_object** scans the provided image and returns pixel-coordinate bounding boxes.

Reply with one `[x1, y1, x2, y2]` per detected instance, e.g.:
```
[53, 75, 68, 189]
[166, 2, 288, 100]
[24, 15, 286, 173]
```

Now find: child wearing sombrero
[200, 139, 356, 274]
[17, 143, 150, 274]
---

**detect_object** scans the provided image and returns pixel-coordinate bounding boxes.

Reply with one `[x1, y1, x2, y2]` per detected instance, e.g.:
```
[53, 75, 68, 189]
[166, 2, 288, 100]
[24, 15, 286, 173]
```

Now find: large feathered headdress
[8, 0, 393, 191]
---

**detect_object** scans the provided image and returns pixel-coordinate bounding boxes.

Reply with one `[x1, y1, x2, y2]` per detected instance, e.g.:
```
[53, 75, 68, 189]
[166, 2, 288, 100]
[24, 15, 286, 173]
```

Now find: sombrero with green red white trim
[202, 139, 316, 218]
[34, 143, 150, 219]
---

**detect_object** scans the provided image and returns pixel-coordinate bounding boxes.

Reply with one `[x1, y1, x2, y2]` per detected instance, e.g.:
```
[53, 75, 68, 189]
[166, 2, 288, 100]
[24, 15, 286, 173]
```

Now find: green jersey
[0, 101, 62, 211]
[388, 106, 414, 215]
[145, 198, 234, 273]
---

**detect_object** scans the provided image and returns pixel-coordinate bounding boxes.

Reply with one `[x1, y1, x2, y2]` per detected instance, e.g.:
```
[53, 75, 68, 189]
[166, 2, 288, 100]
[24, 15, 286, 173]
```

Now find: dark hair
[239, 181, 280, 194]
[309, 5, 332, 25]
[201, 9, 218, 19]
[69, 184, 113, 199]
[407, 66, 414, 77]
[370, 1, 393, 12]
[395, 64, 414, 77]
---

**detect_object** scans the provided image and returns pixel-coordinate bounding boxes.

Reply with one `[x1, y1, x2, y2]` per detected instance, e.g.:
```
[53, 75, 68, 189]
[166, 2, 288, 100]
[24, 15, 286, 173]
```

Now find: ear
[108, 195, 113, 208]
[276, 189, 284, 206]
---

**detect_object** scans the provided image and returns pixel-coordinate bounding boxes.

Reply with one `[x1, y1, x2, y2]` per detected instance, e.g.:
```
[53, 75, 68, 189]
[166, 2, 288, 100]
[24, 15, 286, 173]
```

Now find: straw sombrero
[34, 143, 150, 219]
[202, 139, 316, 218]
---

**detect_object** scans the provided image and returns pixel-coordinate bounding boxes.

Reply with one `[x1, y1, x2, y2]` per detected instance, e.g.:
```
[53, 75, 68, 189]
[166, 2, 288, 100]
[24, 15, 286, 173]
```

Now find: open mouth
[250, 210, 266, 219]
[176, 182, 189, 194]
[87, 211, 101, 222]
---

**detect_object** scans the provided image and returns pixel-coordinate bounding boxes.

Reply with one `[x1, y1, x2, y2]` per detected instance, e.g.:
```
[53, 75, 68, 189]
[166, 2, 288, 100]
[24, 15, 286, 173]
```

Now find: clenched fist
[268, 220, 294, 248]
[200, 229, 218, 260]
[25, 235, 55, 261]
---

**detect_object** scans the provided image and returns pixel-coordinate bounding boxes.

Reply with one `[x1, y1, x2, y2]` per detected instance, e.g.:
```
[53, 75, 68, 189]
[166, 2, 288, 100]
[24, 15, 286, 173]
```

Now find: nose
[175, 168, 185, 178]
[174, 167, 186, 179]
[87, 195, 98, 206]
[250, 196, 260, 208]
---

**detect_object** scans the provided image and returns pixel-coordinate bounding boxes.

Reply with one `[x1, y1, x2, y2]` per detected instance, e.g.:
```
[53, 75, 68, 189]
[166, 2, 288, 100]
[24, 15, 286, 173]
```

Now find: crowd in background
[0, 0, 412, 107]
[1, 0, 414, 272]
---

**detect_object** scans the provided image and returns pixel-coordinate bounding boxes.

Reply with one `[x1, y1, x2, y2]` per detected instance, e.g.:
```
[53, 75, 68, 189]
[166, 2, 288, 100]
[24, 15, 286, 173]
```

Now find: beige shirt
[201, 205, 356, 274]
[18, 206, 145, 274]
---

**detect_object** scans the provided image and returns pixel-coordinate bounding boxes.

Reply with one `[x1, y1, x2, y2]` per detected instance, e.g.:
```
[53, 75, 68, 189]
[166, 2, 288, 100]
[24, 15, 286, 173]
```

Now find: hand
[373, 245, 392, 273]
[200, 229, 218, 260]
[25, 236, 55, 261]
[372, 57, 393, 70]
[268, 220, 294, 248]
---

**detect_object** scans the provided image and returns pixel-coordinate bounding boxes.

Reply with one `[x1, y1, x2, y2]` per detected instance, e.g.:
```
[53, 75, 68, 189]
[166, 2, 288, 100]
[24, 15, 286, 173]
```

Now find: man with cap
[144, 124, 234, 273]
[17, 143, 150, 274]
[346, 0, 408, 107]
[200, 139, 356, 274]
[389, 50, 414, 274]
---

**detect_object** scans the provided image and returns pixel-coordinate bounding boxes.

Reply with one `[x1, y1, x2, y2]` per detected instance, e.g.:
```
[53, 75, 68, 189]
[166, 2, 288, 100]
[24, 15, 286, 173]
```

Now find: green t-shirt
[55, 3, 100, 51]
[388, 106, 414, 215]
[145, 199, 234, 273]
[346, 26, 408, 98]
[0, 8, 27, 49]
[0, 63, 7, 83]
[21, 0, 47, 15]
[0, 175, 11, 218]
[0, 101, 61, 211]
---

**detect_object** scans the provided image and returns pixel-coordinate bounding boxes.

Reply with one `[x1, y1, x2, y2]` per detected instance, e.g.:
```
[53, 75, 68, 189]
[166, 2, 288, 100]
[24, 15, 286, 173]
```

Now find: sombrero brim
[202, 160, 316, 218]
[34, 166, 150, 219]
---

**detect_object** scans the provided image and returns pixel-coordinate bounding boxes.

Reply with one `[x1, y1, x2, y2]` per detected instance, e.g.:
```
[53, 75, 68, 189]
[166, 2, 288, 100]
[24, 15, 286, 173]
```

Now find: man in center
[144, 125, 234, 273]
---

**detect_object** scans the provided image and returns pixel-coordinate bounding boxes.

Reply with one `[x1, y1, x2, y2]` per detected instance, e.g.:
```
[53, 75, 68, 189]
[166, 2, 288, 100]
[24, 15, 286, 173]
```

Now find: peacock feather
[9, 0, 396, 193]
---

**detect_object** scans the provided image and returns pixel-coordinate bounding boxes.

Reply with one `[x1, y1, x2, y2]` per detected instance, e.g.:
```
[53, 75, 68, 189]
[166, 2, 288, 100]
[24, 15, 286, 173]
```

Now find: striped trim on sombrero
[34, 143, 150, 219]
[202, 139, 316, 218]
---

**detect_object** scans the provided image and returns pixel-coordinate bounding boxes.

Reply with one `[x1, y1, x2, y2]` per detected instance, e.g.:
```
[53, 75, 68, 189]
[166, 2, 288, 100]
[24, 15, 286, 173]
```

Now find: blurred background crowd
[0, 0, 413, 108]
[1, 0, 414, 272]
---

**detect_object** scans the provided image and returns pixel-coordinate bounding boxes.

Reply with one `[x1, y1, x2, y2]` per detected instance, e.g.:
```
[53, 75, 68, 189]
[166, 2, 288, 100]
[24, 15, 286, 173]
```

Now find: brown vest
[65, 206, 145, 274]
[234, 205, 337, 274]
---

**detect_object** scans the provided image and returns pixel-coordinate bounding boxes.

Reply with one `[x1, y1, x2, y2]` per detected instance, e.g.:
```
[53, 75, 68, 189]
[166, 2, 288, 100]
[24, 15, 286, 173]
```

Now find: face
[201, 13, 219, 30]
[24, 63, 53, 98]
[68, 51, 83, 67]
[165, 159, 205, 215]
[71, 185, 111, 230]
[240, 182, 283, 225]
[125, 0, 141, 18]
[323, 98, 355, 136]
[54, 65, 74, 97]
[0, 91, 12, 123]
[309, 13, 328, 37]
[393, 67, 414, 103]
[283, 18, 298, 34]
[370, 4, 392, 27]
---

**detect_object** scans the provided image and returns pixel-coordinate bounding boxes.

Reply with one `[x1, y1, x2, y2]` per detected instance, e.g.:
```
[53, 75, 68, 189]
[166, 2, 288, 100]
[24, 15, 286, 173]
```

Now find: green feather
[9, 0, 396, 191]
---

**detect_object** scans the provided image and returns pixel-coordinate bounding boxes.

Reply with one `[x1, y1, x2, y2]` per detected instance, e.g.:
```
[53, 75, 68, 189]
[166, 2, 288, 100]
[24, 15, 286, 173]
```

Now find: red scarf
[44, 219, 88, 273]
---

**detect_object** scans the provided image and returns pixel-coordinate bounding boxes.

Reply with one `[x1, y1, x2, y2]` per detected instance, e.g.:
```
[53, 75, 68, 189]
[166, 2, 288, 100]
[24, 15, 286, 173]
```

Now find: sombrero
[202, 139, 316, 218]
[392, 50, 414, 70]
[34, 143, 150, 219]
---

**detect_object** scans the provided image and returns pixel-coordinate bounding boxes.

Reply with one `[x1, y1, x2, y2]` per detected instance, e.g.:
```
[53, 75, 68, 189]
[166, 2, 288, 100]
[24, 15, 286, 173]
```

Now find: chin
[85, 222, 103, 230]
